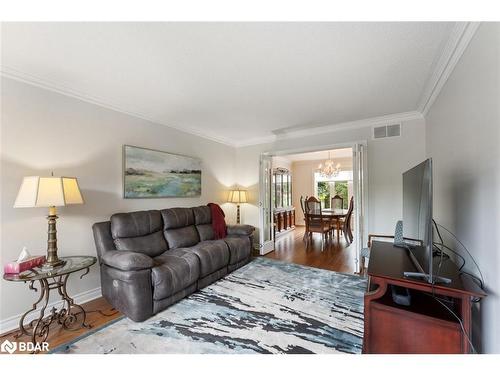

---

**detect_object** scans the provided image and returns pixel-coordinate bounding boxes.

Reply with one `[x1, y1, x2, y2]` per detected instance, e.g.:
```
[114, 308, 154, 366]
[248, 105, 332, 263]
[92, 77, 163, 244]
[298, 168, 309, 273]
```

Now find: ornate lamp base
[44, 207, 65, 269]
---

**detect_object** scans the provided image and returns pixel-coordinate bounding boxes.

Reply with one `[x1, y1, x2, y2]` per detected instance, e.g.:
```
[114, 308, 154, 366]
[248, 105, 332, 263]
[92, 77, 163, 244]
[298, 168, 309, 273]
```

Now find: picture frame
[123, 145, 202, 198]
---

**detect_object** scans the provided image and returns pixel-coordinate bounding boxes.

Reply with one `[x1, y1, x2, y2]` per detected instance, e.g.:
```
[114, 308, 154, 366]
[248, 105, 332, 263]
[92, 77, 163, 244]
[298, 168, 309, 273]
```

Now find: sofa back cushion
[110, 210, 168, 257]
[192, 205, 215, 241]
[161, 208, 200, 249]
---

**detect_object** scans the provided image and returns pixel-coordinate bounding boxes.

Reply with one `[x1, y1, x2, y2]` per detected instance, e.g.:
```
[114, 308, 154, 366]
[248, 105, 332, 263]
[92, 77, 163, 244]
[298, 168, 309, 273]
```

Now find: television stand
[403, 271, 452, 284]
[363, 240, 486, 354]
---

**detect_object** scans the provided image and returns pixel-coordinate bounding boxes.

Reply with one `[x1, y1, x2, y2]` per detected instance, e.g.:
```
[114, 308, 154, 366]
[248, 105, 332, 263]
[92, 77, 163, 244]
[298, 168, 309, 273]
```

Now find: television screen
[402, 158, 434, 283]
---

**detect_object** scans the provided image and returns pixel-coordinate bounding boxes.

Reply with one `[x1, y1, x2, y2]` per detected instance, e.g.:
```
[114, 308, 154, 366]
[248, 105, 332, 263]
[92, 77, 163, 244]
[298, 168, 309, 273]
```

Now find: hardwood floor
[265, 226, 357, 273]
[2, 226, 355, 354]
[0, 297, 120, 354]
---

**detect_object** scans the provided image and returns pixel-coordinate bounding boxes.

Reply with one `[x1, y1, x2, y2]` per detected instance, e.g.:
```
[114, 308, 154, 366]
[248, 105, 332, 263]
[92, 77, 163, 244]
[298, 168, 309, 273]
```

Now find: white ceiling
[1, 22, 458, 146]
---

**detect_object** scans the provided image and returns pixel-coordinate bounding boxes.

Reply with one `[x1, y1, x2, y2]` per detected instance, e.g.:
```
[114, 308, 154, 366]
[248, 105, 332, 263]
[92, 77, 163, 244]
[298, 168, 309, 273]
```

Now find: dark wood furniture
[340, 196, 354, 244]
[331, 194, 343, 210]
[364, 241, 486, 354]
[272, 167, 295, 238]
[307, 205, 348, 239]
[304, 196, 332, 247]
[273, 207, 295, 236]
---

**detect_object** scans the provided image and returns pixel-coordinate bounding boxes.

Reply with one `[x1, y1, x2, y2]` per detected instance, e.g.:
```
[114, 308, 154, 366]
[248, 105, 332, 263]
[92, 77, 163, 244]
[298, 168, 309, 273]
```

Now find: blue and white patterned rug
[53, 258, 366, 354]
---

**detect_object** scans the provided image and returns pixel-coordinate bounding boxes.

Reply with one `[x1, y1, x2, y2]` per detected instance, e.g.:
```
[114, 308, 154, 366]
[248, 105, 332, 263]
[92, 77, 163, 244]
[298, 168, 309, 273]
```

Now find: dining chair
[340, 196, 354, 244]
[300, 195, 308, 241]
[331, 194, 344, 210]
[304, 196, 332, 249]
[328, 194, 344, 239]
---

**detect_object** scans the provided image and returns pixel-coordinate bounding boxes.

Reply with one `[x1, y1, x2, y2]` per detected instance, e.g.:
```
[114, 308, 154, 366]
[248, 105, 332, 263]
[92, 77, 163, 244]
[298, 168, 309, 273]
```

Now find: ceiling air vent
[373, 123, 401, 139]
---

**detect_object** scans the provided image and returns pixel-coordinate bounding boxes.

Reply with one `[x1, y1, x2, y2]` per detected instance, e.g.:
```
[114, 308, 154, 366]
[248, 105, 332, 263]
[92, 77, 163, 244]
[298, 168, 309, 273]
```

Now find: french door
[258, 154, 274, 255]
[352, 143, 368, 272]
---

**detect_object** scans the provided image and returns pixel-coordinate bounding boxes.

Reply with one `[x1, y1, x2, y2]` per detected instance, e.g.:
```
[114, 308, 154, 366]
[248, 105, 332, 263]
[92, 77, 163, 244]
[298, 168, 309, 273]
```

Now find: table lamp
[14, 175, 84, 268]
[227, 189, 247, 224]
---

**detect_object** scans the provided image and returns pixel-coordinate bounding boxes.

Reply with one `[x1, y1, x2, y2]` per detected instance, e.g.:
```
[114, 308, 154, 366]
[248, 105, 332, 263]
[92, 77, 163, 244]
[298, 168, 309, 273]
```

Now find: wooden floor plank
[265, 226, 356, 273]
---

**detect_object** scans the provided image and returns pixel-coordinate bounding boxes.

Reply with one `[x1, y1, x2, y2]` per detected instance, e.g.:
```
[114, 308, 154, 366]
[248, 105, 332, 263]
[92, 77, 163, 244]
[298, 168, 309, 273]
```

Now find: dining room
[266, 147, 357, 273]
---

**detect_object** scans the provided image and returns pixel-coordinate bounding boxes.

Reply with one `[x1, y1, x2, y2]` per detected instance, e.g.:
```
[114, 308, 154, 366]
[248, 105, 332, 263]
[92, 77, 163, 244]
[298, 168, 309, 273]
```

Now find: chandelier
[318, 152, 341, 178]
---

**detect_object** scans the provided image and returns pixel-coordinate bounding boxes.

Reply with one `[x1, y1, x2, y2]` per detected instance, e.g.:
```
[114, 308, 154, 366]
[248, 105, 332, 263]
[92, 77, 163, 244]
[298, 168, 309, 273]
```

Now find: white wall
[236, 118, 427, 241]
[425, 23, 500, 353]
[271, 156, 291, 171]
[0, 77, 237, 329]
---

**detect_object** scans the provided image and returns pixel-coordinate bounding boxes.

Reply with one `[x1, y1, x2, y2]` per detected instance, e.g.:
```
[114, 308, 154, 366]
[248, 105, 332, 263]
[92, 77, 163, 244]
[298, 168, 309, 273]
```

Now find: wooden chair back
[345, 196, 354, 221]
[343, 196, 354, 242]
[299, 196, 306, 215]
[305, 196, 329, 231]
[331, 194, 344, 210]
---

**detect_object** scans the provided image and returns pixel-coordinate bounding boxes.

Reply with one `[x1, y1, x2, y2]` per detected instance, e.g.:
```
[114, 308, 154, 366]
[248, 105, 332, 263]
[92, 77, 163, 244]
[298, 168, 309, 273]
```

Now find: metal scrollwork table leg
[14, 267, 93, 349]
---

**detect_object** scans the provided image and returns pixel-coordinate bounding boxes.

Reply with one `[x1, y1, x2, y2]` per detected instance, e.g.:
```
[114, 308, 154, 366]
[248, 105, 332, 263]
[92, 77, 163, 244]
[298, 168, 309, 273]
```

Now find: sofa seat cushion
[151, 249, 200, 300]
[223, 237, 251, 265]
[185, 240, 230, 277]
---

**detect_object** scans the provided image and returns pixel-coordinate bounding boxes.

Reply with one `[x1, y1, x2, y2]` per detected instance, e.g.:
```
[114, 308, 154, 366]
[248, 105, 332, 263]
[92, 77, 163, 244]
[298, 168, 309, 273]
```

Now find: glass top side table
[3, 256, 97, 345]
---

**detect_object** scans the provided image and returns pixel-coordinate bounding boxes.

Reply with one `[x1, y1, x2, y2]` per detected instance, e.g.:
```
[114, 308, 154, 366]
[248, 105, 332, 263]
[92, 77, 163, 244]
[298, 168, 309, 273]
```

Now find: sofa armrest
[227, 224, 254, 236]
[100, 251, 155, 271]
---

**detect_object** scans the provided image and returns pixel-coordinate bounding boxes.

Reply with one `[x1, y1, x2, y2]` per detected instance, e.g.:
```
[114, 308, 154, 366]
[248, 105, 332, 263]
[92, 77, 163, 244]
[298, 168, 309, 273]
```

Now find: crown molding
[418, 22, 480, 116]
[272, 111, 424, 142]
[2, 65, 424, 148]
[0, 66, 239, 148]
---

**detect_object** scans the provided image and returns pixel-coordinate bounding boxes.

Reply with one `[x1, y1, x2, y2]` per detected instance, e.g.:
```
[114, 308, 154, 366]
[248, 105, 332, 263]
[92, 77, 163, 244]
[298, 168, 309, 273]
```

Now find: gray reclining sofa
[92, 206, 254, 321]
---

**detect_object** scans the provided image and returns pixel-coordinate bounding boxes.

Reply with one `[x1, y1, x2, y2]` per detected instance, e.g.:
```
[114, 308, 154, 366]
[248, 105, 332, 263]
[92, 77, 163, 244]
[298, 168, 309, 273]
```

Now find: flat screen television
[401, 158, 450, 284]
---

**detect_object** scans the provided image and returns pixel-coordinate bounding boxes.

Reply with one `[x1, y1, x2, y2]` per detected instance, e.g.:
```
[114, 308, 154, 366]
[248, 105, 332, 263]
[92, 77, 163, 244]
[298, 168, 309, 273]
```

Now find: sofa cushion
[161, 208, 200, 249]
[224, 237, 252, 265]
[185, 240, 230, 277]
[161, 208, 195, 228]
[193, 206, 212, 225]
[193, 206, 215, 241]
[196, 224, 214, 242]
[111, 210, 163, 238]
[110, 210, 167, 257]
[163, 226, 200, 249]
[151, 249, 200, 300]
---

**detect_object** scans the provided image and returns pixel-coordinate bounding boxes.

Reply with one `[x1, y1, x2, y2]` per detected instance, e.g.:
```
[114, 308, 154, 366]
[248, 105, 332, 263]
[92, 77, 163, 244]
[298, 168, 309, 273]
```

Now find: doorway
[258, 142, 367, 273]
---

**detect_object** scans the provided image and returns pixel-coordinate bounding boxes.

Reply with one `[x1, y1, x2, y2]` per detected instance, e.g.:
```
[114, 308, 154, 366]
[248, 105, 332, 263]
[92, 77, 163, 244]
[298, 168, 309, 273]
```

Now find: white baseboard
[0, 287, 102, 335]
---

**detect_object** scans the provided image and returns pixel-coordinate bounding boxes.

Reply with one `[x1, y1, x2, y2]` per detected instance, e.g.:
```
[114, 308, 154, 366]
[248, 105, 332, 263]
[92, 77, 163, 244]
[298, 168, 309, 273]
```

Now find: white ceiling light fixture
[317, 152, 341, 179]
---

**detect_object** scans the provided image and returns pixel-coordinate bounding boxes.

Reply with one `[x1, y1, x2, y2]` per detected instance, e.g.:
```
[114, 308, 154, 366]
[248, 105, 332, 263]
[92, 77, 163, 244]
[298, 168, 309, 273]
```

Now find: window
[314, 170, 352, 209]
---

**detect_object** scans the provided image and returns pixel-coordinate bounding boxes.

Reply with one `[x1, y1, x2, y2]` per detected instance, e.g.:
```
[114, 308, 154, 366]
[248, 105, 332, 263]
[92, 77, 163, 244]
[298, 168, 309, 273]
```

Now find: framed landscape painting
[123, 145, 202, 198]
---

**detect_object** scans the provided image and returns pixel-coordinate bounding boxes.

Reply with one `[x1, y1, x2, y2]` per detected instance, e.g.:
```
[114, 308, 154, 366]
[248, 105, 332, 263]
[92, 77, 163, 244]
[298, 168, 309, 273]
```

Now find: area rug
[53, 258, 366, 354]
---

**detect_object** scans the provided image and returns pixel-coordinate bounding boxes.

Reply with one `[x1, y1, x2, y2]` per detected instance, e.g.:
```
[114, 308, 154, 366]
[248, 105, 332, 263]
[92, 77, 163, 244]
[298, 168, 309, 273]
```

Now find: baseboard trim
[0, 287, 102, 335]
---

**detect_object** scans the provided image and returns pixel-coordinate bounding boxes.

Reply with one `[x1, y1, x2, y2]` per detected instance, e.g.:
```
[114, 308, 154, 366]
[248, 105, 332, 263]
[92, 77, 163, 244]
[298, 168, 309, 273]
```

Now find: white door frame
[259, 140, 369, 269]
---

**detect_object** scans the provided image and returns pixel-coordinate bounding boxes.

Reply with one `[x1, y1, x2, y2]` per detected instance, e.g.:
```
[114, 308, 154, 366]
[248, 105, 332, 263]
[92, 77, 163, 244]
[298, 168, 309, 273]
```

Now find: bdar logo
[1, 339, 17, 354]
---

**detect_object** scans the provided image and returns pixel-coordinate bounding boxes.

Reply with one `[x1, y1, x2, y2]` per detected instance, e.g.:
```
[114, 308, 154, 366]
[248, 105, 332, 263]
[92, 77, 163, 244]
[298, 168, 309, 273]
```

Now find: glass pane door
[259, 154, 274, 254]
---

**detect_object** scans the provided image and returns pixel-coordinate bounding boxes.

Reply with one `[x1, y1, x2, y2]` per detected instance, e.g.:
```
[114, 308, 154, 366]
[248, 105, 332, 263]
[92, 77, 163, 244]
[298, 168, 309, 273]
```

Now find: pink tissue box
[4, 255, 46, 274]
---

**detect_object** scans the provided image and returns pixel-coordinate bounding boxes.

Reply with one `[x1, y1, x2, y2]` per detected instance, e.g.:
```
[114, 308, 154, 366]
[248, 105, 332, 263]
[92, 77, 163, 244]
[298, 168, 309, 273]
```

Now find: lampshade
[14, 176, 84, 208]
[228, 189, 247, 204]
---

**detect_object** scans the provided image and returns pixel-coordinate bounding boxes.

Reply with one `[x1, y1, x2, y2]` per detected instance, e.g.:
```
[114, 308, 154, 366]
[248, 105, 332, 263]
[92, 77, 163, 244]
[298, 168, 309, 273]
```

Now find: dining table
[307, 208, 349, 239]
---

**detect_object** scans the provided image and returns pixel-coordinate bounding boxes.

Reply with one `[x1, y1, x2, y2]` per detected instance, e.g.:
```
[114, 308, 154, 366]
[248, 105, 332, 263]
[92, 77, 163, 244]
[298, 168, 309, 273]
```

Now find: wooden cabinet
[272, 167, 295, 238]
[364, 241, 486, 354]
[273, 208, 295, 237]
